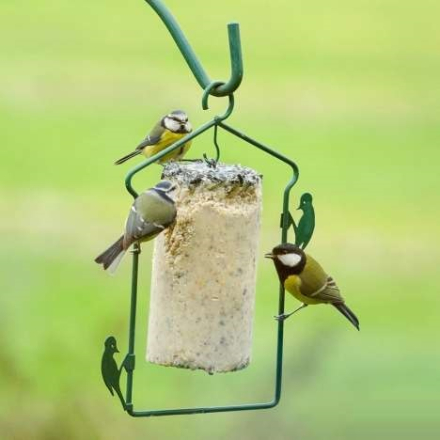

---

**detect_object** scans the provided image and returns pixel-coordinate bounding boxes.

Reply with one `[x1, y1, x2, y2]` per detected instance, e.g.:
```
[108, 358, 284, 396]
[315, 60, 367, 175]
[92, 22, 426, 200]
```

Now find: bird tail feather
[95, 236, 125, 271]
[333, 303, 360, 331]
[114, 150, 140, 165]
[107, 250, 126, 274]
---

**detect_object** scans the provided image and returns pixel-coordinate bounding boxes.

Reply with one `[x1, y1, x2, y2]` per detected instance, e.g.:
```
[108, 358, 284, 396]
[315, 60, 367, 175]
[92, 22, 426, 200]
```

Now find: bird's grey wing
[123, 208, 162, 248]
[311, 276, 343, 303]
[123, 190, 176, 247]
[136, 122, 164, 150]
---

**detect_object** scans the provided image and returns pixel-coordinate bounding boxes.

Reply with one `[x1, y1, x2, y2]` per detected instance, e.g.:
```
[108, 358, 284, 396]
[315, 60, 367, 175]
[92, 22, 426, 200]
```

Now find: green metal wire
[123, 243, 140, 412]
[202, 123, 221, 165]
[212, 124, 221, 163]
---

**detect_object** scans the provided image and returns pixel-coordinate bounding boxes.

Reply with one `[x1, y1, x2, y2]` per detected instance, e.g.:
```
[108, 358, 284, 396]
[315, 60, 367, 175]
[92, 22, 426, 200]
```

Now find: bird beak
[115, 346, 120, 353]
[265, 252, 275, 259]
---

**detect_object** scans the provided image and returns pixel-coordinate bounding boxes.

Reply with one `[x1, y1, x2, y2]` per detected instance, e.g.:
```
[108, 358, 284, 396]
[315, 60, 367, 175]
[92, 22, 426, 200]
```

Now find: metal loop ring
[202, 81, 235, 123]
[202, 80, 226, 110]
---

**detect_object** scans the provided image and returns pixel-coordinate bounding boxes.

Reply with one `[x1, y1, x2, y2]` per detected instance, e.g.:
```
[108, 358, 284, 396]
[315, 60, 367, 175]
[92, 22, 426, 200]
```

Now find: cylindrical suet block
[146, 161, 262, 374]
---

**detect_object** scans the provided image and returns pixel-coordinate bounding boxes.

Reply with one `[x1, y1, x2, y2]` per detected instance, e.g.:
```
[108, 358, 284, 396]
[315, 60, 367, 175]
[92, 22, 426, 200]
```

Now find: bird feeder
[100, 0, 315, 417]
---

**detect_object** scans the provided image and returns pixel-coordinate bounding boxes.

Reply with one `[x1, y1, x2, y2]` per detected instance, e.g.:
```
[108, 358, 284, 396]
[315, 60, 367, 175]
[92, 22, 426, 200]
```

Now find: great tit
[115, 110, 192, 165]
[95, 180, 177, 272]
[265, 243, 359, 330]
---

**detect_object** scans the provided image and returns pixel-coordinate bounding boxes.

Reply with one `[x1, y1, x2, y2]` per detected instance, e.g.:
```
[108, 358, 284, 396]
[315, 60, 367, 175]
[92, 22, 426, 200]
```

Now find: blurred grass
[1, 0, 440, 439]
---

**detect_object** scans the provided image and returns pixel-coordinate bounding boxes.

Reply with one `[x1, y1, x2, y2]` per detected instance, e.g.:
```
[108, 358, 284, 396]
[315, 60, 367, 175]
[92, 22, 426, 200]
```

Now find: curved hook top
[144, 0, 243, 97]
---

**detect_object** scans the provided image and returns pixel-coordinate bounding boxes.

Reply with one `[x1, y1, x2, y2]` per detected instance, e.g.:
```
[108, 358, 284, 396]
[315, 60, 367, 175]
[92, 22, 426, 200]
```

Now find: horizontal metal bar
[127, 399, 279, 418]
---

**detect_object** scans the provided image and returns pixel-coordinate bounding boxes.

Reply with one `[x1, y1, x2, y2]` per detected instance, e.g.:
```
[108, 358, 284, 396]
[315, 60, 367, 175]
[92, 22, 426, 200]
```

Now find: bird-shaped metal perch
[101, 336, 127, 410]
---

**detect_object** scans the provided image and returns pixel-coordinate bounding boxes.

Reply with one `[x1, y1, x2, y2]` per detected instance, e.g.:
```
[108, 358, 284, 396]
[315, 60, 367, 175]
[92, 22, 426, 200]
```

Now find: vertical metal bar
[225, 23, 244, 95]
[125, 244, 140, 408]
[274, 184, 295, 403]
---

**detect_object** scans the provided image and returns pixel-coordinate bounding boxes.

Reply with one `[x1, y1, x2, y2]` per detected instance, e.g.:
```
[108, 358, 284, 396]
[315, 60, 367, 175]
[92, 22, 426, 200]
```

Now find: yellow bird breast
[143, 130, 192, 164]
[284, 275, 321, 305]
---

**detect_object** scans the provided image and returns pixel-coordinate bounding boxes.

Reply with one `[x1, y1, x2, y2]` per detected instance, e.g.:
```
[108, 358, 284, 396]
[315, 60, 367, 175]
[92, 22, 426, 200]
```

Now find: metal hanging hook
[202, 81, 235, 117]
[144, 0, 244, 97]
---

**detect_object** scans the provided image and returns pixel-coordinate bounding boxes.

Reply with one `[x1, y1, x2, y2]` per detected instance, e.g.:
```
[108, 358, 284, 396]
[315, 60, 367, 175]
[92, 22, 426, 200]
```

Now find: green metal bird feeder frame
[101, 0, 315, 417]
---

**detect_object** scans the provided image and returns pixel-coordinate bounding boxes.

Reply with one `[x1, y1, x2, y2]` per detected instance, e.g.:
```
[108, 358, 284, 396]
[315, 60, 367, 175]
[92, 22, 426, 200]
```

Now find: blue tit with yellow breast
[95, 180, 177, 272]
[265, 243, 359, 330]
[115, 110, 192, 165]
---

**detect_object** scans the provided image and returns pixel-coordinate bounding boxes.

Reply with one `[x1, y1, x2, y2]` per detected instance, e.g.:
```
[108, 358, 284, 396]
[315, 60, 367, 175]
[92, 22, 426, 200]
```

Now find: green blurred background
[1, 0, 439, 439]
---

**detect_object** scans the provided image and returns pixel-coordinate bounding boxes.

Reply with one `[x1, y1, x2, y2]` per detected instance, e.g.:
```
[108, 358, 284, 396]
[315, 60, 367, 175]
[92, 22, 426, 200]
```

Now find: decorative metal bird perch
[101, 336, 127, 410]
[294, 192, 315, 249]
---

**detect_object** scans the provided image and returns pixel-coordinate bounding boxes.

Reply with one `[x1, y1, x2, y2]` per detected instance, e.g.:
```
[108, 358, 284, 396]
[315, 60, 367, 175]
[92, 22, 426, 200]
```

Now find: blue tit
[265, 243, 359, 330]
[115, 110, 192, 165]
[95, 180, 177, 272]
